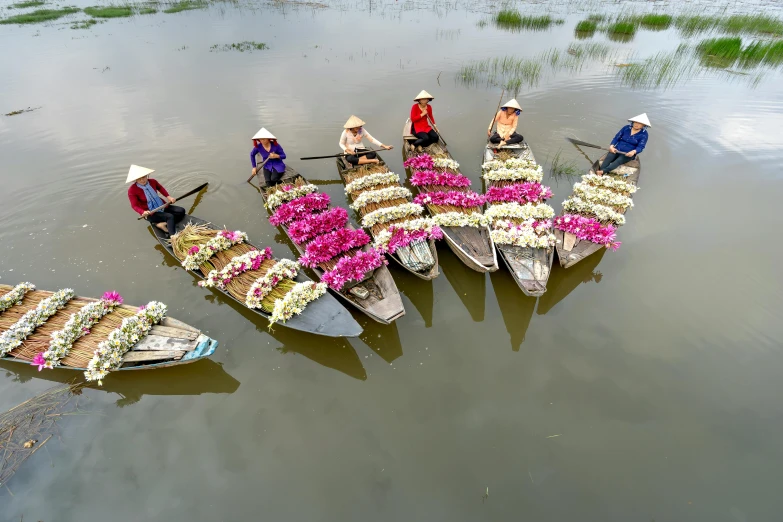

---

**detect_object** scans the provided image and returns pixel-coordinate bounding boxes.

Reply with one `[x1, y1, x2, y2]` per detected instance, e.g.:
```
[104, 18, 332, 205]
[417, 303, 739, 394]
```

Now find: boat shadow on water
[437, 243, 486, 322]
[489, 269, 536, 352]
[536, 249, 606, 315]
[388, 267, 434, 328]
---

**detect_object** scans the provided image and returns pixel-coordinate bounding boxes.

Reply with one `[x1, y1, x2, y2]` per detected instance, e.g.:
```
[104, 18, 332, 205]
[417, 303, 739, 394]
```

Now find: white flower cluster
[345, 172, 401, 194]
[581, 174, 638, 194]
[481, 158, 538, 171]
[484, 202, 555, 223]
[84, 301, 167, 385]
[246, 259, 300, 310]
[182, 231, 248, 271]
[372, 218, 439, 251]
[562, 197, 626, 225]
[490, 220, 556, 248]
[0, 288, 74, 357]
[572, 183, 634, 209]
[269, 282, 327, 326]
[350, 186, 412, 211]
[199, 249, 269, 289]
[433, 157, 460, 170]
[361, 203, 424, 227]
[432, 212, 489, 228]
[264, 184, 318, 210]
[0, 282, 35, 313]
[42, 298, 119, 368]
[483, 165, 543, 183]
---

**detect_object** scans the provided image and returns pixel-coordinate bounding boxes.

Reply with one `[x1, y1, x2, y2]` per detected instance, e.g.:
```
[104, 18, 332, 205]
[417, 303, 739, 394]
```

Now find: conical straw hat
[501, 98, 522, 111]
[126, 164, 155, 184]
[343, 115, 366, 129]
[252, 127, 276, 140]
[628, 113, 651, 127]
[413, 90, 434, 101]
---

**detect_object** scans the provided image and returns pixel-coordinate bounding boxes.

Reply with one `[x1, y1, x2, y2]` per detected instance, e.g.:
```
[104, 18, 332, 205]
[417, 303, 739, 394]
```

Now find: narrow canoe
[260, 167, 406, 325]
[553, 155, 641, 268]
[0, 284, 218, 373]
[152, 214, 363, 337]
[483, 142, 554, 297]
[335, 154, 440, 280]
[402, 119, 499, 273]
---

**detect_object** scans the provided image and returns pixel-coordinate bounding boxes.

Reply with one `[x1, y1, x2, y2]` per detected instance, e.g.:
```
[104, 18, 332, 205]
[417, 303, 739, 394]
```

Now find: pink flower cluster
[32, 352, 45, 371]
[403, 154, 434, 170]
[554, 214, 621, 250]
[288, 207, 349, 245]
[101, 291, 123, 305]
[485, 182, 553, 204]
[386, 226, 443, 254]
[414, 190, 485, 208]
[219, 230, 242, 242]
[188, 245, 200, 255]
[322, 249, 386, 290]
[300, 228, 371, 267]
[269, 193, 331, 226]
[410, 170, 472, 188]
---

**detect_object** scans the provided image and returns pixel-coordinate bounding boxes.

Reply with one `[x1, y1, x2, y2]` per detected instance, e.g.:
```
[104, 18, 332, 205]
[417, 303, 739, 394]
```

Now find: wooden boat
[153, 214, 363, 338]
[260, 167, 405, 325]
[0, 284, 218, 374]
[335, 154, 440, 280]
[483, 142, 555, 297]
[554, 155, 641, 268]
[402, 119, 498, 273]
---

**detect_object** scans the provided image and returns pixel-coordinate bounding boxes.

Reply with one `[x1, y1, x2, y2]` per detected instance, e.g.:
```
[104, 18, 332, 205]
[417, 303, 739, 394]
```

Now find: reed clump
[495, 10, 563, 31]
[607, 21, 636, 38]
[635, 13, 672, 30]
[697, 37, 742, 67]
[10, 0, 46, 7]
[575, 19, 597, 36]
[210, 41, 269, 52]
[84, 6, 134, 18]
[163, 0, 207, 13]
[739, 40, 783, 67]
[0, 7, 79, 24]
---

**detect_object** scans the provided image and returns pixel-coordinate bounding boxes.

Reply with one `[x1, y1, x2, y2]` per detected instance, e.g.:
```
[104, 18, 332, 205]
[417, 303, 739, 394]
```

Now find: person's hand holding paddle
[625, 150, 637, 157]
[141, 210, 151, 219]
[381, 144, 393, 150]
[167, 196, 176, 204]
[609, 144, 618, 153]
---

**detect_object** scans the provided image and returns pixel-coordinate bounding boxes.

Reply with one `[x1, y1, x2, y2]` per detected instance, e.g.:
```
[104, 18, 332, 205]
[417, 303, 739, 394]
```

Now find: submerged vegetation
[163, 0, 208, 13]
[0, 7, 79, 24]
[71, 18, 99, 29]
[210, 41, 269, 52]
[83, 5, 158, 17]
[575, 19, 597, 34]
[494, 9, 563, 31]
[549, 150, 580, 181]
[10, 0, 46, 7]
[697, 37, 743, 67]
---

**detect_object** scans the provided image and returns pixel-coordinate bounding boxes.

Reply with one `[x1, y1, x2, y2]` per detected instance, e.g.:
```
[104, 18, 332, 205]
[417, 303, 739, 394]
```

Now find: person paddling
[127, 165, 184, 237]
[488, 98, 524, 147]
[596, 113, 650, 175]
[410, 90, 440, 152]
[339, 115, 393, 166]
[250, 128, 287, 187]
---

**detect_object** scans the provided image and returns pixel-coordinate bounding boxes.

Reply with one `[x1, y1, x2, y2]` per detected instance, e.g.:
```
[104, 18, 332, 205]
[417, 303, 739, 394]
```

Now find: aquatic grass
[0, 7, 79, 24]
[210, 41, 269, 52]
[163, 0, 207, 13]
[607, 21, 636, 36]
[697, 37, 742, 68]
[674, 15, 720, 36]
[721, 14, 783, 36]
[635, 14, 672, 30]
[495, 10, 564, 32]
[71, 18, 98, 29]
[549, 149, 579, 181]
[575, 19, 597, 35]
[84, 6, 133, 18]
[617, 44, 700, 89]
[586, 14, 606, 22]
[739, 40, 783, 67]
[10, 0, 46, 7]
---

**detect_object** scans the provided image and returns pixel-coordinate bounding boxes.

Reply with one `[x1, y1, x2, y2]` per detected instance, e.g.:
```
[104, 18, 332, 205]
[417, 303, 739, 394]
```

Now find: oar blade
[565, 137, 604, 150]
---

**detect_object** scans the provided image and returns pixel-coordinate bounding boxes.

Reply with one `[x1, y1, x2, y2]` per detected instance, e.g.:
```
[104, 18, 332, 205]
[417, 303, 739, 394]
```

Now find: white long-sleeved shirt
[339, 129, 382, 153]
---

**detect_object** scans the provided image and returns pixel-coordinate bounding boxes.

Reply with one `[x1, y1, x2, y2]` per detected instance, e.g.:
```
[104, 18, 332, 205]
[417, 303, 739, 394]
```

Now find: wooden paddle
[137, 182, 209, 220]
[426, 115, 446, 147]
[246, 156, 271, 182]
[300, 149, 386, 161]
[566, 137, 614, 152]
[488, 88, 505, 140]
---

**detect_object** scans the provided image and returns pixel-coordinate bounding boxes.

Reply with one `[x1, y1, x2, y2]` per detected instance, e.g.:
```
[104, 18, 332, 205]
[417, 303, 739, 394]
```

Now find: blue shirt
[611, 125, 648, 154]
[250, 142, 287, 173]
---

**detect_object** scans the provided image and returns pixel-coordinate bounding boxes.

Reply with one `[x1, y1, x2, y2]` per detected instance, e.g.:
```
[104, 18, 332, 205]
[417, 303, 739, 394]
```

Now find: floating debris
[5, 106, 41, 117]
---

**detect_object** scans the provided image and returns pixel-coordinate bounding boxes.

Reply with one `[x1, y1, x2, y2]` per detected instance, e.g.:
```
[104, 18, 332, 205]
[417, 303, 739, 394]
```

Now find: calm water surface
[1, 1, 783, 520]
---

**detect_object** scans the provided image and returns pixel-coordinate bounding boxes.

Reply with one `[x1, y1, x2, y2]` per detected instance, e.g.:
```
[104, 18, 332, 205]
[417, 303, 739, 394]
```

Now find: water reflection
[0, 359, 240, 407]
[391, 268, 434, 327]
[489, 269, 536, 351]
[437, 244, 486, 322]
[357, 317, 403, 364]
[536, 249, 605, 315]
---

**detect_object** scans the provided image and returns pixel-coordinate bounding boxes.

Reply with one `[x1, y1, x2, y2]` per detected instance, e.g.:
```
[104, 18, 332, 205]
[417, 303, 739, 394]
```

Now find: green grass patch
[495, 10, 563, 31]
[11, 0, 46, 8]
[575, 19, 597, 33]
[84, 6, 133, 18]
[139, 7, 157, 14]
[674, 15, 720, 36]
[587, 14, 606, 22]
[617, 44, 698, 89]
[721, 14, 783, 36]
[71, 18, 98, 29]
[163, 0, 207, 13]
[607, 21, 636, 36]
[739, 40, 783, 67]
[635, 13, 672, 30]
[549, 149, 579, 181]
[697, 36, 742, 67]
[0, 7, 79, 24]
[210, 41, 269, 52]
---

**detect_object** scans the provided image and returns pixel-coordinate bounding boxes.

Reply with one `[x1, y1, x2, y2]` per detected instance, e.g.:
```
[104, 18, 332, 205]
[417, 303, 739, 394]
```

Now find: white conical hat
[126, 164, 154, 184]
[413, 90, 434, 101]
[628, 113, 651, 127]
[344, 115, 366, 129]
[501, 98, 522, 111]
[252, 127, 276, 140]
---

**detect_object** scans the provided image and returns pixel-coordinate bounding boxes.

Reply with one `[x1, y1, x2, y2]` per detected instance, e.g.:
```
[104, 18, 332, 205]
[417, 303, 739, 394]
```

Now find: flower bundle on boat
[339, 162, 441, 279]
[0, 282, 217, 385]
[169, 223, 327, 326]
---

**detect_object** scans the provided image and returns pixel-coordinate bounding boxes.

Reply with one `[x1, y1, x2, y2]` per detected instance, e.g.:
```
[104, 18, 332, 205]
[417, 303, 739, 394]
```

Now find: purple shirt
[251, 142, 287, 172]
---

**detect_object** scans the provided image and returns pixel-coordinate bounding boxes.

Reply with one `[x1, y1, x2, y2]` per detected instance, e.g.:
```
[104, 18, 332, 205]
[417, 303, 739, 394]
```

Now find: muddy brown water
[1, 1, 783, 520]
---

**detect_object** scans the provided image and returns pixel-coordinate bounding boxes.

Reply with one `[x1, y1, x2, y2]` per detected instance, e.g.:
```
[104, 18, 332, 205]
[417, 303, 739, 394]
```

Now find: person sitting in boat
[250, 128, 287, 186]
[487, 99, 524, 147]
[596, 113, 650, 176]
[410, 90, 440, 151]
[127, 165, 184, 237]
[339, 115, 393, 166]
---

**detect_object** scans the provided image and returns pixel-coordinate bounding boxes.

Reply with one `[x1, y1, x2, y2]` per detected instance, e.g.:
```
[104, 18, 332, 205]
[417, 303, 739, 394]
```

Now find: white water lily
[485, 202, 555, 222]
[562, 197, 626, 225]
[431, 212, 489, 228]
[0, 288, 74, 357]
[0, 282, 35, 313]
[372, 218, 439, 250]
[269, 282, 327, 326]
[491, 220, 556, 248]
[581, 173, 638, 194]
[483, 165, 543, 183]
[572, 183, 635, 209]
[345, 172, 401, 194]
[42, 298, 120, 368]
[246, 259, 300, 309]
[350, 186, 412, 210]
[264, 184, 318, 210]
[432, 157, 460, 170]
[481, 157, 538, 171]
[182, 231, 249, 271]
[361, 203, 424, 227]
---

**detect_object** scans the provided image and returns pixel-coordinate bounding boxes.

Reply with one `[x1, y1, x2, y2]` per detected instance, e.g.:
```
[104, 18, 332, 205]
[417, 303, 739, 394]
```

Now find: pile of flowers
[84, 301, 167, 385]
[0, 282, 35, 313]
[199, 248, 273, 289]
[555, 169, 638, 249]
[321, 250, 386, 290]
[491, 220, 556, 249]
[269, 282, 328, 324]
[405, 153, 488, 229]
[361, 203, 424, 228]
[300, 228, 371, 267]
[485, 202, 555, 223]
[182, 230, 249, 270]
[373, 219, 443, 253]
[288, 207, 349, 245]
[485, 183, 552, 204]
[345, 172, 400, 193]
[349, 186, 412, 210]
[264, 183, 318, 210]
[269, 193, 331, 226]
[246, 259, 300, 309]
[39, 291, 124, 369]
[482, 158, 543, 183]
[0, 288, 75, 357]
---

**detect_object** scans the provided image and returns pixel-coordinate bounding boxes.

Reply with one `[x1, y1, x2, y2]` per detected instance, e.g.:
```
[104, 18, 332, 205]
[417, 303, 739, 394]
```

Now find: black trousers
[600, 152, 633, 173]
[489, 132, 523, 145]
[147, 205, 186, 235]
[413, 130, 439, 148]
[263, 168, 284, 186]
[346, 148, 377, 166]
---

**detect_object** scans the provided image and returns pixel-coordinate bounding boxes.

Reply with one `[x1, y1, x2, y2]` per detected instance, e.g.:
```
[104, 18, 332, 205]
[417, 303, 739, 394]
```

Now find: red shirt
[128, 179, 169, 215]
[410, 103, 436, 134]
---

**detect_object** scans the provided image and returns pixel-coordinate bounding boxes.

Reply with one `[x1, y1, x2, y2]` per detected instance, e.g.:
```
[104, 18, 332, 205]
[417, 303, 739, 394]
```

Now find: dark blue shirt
[611, 125, 648, 154]
[250, 142, 287, 173]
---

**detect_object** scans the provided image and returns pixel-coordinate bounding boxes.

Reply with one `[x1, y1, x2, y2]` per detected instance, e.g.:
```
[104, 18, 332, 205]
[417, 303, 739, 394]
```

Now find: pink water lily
[403, 154, 434, 170]
[485, 182, 553, 204]
[410, 170, 472, 188]
[101, 291, 123, 305]
[322, 249, 386, 290]
[32, 352, 46, 371]
[288, 207, 349, 245]
[385, 225, 443, 254]
[414, 190, 485, 208]
[269, 193, 331, 226]
[554, 214, 620, 250]
[188, 245, 200, 255]
[300, 228, 371, 267]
